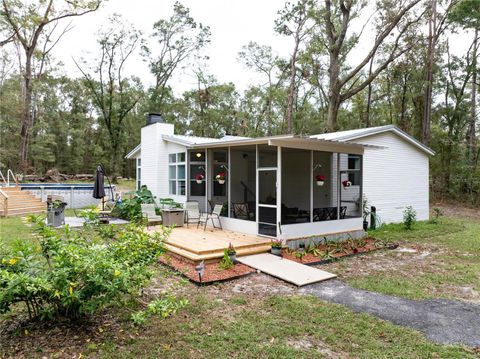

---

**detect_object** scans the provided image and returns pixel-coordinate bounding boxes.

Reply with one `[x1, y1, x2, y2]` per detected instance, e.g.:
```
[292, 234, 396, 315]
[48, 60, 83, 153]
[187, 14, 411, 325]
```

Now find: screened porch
[184, 137, 364, 239]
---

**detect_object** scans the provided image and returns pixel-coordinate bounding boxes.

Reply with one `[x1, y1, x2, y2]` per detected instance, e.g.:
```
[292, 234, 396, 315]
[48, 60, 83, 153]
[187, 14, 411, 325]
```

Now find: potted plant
[227, 242, 236, 262]
[195, 174, 204, 184]
[315, 174, 326, 186]
[216, 172, 226, 184]
[47, 200, 68, 227]
[342, 180, 352, 189]
[271, 239, 282, 256]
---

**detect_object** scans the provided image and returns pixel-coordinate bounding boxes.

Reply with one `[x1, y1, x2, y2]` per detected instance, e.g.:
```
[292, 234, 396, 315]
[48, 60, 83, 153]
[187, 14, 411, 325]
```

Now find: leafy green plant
[294, 250, 306, 261]
[227, 242, 236, 255]
[431, 207, 443, 224]
[131, 295, 189, 326]
[78, 206, 100, 226]
[403, 206, 417, 230]
[219, 250, 234, 270]
[271, 239, 282, 249]
[113, 186, 156, 221]
[320, 249, 335, 261]
[0, 216, 170, 320]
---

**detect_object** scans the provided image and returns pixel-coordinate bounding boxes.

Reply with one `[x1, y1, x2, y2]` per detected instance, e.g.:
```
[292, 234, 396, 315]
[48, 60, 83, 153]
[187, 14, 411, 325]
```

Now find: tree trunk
[364, 53, 375, 127]
[327, 52, 341, 131]
[467, 28, 478, 166]
[19, 52, 33, 173]
[422, 0, 437, 145]
[285, 28, 301, 134]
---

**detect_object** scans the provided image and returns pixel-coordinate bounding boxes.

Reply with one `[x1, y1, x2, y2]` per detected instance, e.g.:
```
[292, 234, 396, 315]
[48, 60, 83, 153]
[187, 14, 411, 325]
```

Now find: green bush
[131, 295, 189, 326]
[0, 215, 170, 320]
[113, 186, 156, 221]
[403, 206, 417, 230]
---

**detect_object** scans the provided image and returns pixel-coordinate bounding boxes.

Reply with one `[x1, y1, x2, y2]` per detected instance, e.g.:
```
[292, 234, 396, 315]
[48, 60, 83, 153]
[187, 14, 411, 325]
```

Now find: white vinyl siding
[349, 132, 430, 223]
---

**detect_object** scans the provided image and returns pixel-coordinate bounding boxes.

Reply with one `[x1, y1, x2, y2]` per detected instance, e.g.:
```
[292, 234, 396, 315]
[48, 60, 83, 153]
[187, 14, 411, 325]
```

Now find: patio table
[162, 209, 185, 227]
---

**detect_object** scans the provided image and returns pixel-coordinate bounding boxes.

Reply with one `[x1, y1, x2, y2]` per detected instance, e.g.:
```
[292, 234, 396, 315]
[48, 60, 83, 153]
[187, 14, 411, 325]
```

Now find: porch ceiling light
[196, 152, 203, 158]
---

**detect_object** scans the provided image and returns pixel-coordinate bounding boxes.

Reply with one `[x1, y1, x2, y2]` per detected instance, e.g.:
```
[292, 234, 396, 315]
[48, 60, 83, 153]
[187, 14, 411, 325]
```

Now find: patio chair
[141, 203, 162, 227]
[232, 202, 250, 220]
[198, 204, 223, 231]
[185, 201, 201, 228]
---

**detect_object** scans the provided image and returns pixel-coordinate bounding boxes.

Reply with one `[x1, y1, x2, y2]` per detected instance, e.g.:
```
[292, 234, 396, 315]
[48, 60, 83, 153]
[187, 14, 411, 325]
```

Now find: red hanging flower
[342, 180, 352, 187]
[315, 174, 326, 181]
[216, 172, 226, 180]
[195, 174, 204, 181]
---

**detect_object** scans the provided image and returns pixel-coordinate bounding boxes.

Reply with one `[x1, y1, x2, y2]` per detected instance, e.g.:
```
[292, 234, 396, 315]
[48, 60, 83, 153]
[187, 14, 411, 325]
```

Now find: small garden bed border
[158, 255, 256, 285]
[281, 239, 399, 266]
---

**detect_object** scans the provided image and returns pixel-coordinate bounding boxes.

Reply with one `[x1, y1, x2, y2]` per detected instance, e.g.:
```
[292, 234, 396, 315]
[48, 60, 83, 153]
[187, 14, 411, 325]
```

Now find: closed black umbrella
[93, 165, 106, 200]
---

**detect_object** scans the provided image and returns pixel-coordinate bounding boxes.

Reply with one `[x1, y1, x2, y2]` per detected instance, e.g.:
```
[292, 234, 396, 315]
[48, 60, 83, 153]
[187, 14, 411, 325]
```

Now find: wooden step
[164, 243, 271, 264]
[0, 207, 46, 217]
[0, 187, 46, 217]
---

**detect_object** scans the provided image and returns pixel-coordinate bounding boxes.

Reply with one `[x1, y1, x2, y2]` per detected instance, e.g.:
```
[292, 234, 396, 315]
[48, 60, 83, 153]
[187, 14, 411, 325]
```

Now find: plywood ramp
[149, 226, 271, 263]
[237, 253, 337, 286]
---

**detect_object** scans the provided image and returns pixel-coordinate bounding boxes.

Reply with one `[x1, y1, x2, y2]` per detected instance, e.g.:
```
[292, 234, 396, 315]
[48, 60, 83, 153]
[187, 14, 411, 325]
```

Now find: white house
[126, 114, 433, 240]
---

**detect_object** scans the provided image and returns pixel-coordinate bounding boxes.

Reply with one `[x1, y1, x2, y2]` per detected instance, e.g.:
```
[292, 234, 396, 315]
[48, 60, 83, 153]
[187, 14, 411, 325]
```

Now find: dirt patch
[432, 202, 480, 221]
[285, 336, 349, 358]
[158, 254, 256, 284]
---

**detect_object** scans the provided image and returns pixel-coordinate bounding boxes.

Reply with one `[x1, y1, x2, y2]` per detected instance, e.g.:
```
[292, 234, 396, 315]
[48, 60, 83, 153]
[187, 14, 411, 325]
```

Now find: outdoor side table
[162, 209, 185, 227]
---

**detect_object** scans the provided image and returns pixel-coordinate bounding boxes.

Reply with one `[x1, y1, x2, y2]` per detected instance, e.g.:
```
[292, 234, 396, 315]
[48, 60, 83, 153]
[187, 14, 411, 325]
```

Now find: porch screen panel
[211, 149, 228, 216]
[230, 145, 256, 221]
[281, 148, 310, 225]
[312, 151, 336, 222]
[339, 154, 362, 219]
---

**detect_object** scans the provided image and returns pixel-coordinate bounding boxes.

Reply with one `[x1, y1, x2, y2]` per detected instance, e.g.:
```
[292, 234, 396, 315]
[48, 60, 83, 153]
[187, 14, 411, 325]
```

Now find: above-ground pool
[20, 183, 115, 209]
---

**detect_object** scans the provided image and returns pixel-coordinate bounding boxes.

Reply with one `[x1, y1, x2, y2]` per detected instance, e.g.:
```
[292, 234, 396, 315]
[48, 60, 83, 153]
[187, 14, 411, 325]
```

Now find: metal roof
[311, 125, 435, 155]
[125, 144, 141, 159]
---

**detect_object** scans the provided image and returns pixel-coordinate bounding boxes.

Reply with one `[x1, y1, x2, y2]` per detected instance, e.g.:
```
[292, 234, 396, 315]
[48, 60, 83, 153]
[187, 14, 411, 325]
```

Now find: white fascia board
[268, 138, 365, 155]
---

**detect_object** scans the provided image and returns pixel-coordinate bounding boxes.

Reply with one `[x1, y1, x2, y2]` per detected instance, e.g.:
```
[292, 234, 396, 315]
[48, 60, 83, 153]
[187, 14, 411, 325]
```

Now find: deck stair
[0, 186, 46, 217]
[153, 226, 271, 264]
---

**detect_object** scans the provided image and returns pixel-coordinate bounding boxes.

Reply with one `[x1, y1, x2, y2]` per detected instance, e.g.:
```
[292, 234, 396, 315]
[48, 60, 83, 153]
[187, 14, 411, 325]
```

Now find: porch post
[277, 146, 282, 237]
[205, 149, 209, 213]
[310, 150, 313, 223]
[227, 146, 231, 218]
[255, 145, 259, 230]
[337, 153, 340, 220]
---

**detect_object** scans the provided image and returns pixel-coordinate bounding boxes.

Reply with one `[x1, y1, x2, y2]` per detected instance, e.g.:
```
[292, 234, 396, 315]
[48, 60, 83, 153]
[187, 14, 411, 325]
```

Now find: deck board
[149, 226, 271, 262]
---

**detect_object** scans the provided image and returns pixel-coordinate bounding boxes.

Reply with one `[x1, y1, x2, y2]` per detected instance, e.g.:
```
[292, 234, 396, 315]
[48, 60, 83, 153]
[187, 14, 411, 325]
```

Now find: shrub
[431, 207, 443, 224]
[219, 250, 234, 270]
[0, 216, 170, 320]
[403, 206, 417, 230]
[113, 186, 156, 221]
[131, 295, 189, 326]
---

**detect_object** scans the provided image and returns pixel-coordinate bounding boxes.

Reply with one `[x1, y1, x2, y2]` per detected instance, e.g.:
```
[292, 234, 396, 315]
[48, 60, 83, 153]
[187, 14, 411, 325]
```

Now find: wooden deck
[150, 226, 271, 263]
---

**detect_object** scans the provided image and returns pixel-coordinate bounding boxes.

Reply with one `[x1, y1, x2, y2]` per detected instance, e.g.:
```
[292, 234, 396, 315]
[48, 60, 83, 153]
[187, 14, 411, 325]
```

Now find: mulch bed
[159, 254, 256, 285]
[281, 238, 398, 266]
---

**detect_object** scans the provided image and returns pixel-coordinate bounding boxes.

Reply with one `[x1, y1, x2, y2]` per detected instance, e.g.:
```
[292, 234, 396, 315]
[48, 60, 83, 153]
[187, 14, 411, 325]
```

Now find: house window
[347, 155, 361, 185]
[168, 152, 186, 195]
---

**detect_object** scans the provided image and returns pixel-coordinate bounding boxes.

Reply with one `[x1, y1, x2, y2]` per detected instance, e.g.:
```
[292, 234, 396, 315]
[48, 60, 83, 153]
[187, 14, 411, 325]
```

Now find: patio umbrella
[93, 165, 106, 209]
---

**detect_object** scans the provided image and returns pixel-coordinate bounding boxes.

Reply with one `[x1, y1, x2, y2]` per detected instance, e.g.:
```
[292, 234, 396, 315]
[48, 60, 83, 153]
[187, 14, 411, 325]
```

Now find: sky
[54, 0, 292, 94]
[52, 0, 470, 96]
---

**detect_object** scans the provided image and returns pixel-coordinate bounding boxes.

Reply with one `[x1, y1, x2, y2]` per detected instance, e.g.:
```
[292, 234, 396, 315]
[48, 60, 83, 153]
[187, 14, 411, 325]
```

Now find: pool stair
[0, 186, 46, 217]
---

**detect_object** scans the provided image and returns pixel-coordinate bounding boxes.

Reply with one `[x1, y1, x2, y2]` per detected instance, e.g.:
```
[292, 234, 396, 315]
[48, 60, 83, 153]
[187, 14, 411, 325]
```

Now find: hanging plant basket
[216, 172, 226, 185]
[196, 180, 203, 184]
[315, 175, 326, 187]
[195, 174, 204, 184]
[342, 180, 352, 189]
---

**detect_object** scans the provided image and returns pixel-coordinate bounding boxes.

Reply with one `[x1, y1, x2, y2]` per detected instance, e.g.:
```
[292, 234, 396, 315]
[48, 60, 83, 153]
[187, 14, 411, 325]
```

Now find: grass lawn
[1, 211, 479, 358]
[322, 216, 480, 301]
